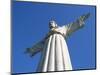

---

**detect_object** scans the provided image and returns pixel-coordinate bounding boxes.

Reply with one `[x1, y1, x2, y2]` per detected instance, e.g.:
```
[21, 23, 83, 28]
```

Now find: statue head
[49, 20, 58, 29]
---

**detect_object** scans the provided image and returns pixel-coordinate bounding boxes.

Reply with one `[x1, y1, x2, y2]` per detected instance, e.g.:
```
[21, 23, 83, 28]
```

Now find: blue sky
[12, 1, 96, 74]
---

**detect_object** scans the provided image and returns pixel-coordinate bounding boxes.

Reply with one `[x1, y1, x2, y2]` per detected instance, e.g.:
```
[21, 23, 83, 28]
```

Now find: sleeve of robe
[26, 40, 45, 57]
[66, 13, 90, 36]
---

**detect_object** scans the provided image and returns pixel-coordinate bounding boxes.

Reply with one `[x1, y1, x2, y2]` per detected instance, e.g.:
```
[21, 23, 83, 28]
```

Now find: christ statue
[26, 13, 90, 72]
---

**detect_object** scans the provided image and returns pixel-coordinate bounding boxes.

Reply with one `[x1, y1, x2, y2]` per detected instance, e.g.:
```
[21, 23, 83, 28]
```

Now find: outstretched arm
[25, 40, 45, 57]
[66, 13, 90, 36]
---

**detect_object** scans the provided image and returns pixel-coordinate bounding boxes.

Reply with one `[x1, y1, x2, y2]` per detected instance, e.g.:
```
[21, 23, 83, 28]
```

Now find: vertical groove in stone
[47, 34, 55, 71]
[55, 34, 64, 71]
[60, 35, 65, 70]
[42, 36, 53, 72]
[61, 35, 72, 70]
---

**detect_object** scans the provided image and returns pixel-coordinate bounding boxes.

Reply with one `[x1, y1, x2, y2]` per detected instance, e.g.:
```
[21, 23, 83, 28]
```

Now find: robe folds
[37, 33, 72, 72]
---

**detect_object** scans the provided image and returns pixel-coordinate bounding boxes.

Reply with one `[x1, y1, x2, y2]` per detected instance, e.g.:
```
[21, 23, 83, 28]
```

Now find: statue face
[49, 20, 57, 29]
